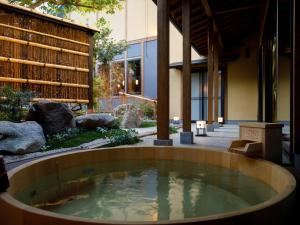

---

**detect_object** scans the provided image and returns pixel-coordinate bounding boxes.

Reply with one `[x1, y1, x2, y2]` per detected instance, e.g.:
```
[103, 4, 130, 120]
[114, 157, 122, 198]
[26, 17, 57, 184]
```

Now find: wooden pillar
[207, 18, 214, 124]
[213, 33, 219, 122]
[180, 0, 193, 144]
[264, 39, 273, 122]
[257, 47, 264, 122]
[182, 0, 191, 132]
[220, 65, 226, 119]
[88, 34, 94, 112]
[154, 0, 172, 146]
[292, 0, 300, 157]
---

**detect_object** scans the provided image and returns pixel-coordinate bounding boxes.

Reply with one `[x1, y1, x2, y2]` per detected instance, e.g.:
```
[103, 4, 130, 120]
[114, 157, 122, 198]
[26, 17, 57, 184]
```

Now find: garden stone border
[3, 126, 178, 165]
[3, 138, 110, 164]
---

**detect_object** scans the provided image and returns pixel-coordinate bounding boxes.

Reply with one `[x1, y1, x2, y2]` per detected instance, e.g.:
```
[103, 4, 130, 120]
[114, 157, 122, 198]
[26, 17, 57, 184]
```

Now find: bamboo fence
[0, 2, 95, 105]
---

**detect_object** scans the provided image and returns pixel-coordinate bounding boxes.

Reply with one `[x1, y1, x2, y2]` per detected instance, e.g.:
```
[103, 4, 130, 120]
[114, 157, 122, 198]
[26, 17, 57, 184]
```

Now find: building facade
[70, 0, 203, 118]
[69, 0, 290, 125]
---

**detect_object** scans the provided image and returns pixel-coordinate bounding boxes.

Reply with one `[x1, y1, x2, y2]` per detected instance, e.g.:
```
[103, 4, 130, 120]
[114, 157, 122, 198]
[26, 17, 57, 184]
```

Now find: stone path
[133, 124, 239, 150]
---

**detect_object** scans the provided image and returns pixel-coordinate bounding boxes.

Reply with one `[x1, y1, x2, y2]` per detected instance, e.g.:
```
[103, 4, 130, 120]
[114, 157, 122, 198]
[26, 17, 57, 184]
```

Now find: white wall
[69, 0, 202, 61]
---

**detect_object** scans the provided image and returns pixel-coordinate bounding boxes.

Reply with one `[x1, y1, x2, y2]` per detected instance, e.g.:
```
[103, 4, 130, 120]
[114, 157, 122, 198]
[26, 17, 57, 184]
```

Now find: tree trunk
[101, 64, 111, 99]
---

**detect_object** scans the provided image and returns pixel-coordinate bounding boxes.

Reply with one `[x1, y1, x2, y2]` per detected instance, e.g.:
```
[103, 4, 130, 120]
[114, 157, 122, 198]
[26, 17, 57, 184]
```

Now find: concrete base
[154, 139, 173, 146]
[207, 124, 215, 132]
[180, 132, 194, 144]
[213, 122, 221, 129]
[207, 122, 220, 132]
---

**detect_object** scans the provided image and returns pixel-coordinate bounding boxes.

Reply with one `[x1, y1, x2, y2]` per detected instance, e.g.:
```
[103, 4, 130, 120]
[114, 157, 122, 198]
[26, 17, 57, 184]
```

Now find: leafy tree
[94, 18, 128, 66]
[8, 0, 123, 15]
[93, 18, 127, 99]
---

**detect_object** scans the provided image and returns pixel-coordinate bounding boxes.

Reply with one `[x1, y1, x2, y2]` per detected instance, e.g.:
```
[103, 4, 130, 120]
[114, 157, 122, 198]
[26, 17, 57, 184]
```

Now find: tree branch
[20, 0, 121, 12]
[29, 0, 48, 8]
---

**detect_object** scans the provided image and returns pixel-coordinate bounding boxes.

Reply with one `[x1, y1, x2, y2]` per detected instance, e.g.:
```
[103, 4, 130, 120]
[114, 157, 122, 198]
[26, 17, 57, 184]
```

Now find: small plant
[139, 103, 155, 119]
[93, 75, 104, 111]
[0, 85, 36, 122]
[110, 117, 121, 129]
[169, 126, 178, 134]
[42, 126, 140, 151]
[96, 127, 108, 135]
[106, 129, 140, 147]
[41, 128, 82, 151]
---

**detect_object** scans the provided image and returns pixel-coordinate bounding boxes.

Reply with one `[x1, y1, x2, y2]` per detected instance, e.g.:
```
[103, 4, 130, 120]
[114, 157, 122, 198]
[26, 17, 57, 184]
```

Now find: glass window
[127, 43, 141, 58]
[127, 59, 141, 95]
[111, 62, 125, 96]
[113, 52, 125, 61]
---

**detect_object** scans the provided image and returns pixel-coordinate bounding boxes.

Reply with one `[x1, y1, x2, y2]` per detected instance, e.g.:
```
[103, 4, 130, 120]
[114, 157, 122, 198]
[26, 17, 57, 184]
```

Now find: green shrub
[42, 127, 140, 151]
[0, 85, 36, 122]
[42, 128, 105, 151]
[106, 129, 140, 147]
[139, 103, 155, 119]
[169, 126, 178, 134]
[110, 117, 121, 129]
[96, 127, 108, 135]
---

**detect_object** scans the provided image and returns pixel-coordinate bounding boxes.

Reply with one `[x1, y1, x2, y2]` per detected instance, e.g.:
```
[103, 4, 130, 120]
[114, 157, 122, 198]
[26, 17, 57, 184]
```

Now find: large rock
[26, 101, 75, 136]
[0, 121, 46, 155]
[113, 104, 144, 118]
[121, 109, 142, 128]
[75, 114, 115, 130]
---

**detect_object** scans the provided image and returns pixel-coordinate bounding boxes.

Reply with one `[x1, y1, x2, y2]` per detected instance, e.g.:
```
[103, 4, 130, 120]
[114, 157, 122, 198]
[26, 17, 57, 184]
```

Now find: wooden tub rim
[0, 146, 296, 225]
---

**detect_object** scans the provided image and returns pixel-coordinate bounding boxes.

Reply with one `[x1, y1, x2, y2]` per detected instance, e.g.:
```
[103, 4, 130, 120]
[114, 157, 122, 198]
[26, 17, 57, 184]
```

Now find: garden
[0, 0, 180, 156]
[0, 85, 160, 155]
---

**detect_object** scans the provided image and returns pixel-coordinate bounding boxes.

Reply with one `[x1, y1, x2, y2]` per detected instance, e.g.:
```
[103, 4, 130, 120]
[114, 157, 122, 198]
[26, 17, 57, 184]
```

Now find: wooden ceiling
[153, 0, 265, 56]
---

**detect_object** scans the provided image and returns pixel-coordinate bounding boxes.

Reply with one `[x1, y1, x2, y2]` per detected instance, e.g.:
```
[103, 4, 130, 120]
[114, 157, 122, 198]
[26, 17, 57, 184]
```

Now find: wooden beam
[156, 0, 170, 141]
[220, 65, 226, 119]
[259, 0, 270, 47]
[0, 77, 89, 88]
[213, 32, 219, 122]
[0, 36, 89, 56]
[216, 5, 263, 15]
[257, 47, 263, 122]
[0, 56, 89, 72]
[32, 98, 89, 103]
[182, 0, 192, 132]
[207, 18, 214, 124]
[191, 22, 208, 36]
[0, 23, 90, 46]
[201, 0, 213, 17]
[200, 0, 223, 49]
[171, 5, 202, 19]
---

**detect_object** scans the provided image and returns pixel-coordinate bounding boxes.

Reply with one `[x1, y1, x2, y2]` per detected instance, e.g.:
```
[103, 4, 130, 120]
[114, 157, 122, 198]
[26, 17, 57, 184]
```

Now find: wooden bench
[228, 123, 283, 163]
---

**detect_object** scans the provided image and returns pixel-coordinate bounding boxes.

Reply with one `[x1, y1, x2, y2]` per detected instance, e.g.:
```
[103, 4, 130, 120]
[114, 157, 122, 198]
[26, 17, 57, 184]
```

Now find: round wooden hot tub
[0, 147, 296, 225]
